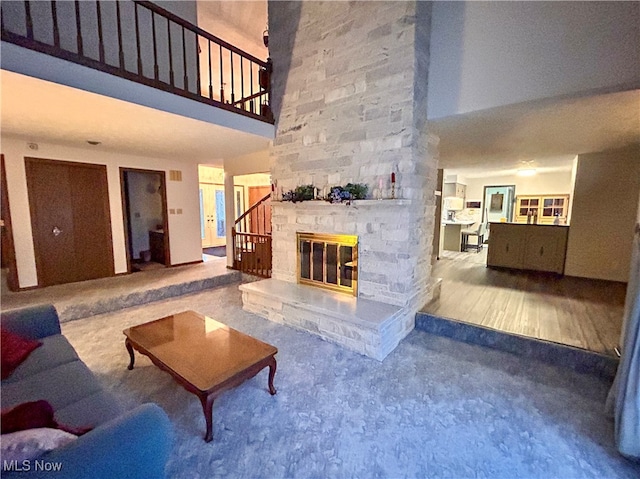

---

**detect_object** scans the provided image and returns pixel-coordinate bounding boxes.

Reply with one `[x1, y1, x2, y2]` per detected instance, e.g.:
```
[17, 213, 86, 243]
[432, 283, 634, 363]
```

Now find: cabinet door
[522, 230, 567, 273]
[487, 227, 525, 268]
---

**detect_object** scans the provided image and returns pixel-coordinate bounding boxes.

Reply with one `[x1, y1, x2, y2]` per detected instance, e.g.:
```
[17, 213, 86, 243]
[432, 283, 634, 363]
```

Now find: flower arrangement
[281, 183, 368, 204]
[326, 183, 368, 204]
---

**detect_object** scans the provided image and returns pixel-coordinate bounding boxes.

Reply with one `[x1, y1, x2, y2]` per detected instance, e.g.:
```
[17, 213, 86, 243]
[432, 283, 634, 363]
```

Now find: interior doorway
[120, 168, 169, 273]
[200, 183, 226, 249]
[25, 157, 115, 286]
[483, 185, 516, 223]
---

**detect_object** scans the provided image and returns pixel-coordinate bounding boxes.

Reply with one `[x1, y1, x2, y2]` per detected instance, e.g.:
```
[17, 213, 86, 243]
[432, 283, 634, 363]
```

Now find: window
[515, 195, 569, 224]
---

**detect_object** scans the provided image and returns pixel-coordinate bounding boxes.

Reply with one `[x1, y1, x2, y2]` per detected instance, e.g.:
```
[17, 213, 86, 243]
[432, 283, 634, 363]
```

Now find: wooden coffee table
[123, 310, 277, 442]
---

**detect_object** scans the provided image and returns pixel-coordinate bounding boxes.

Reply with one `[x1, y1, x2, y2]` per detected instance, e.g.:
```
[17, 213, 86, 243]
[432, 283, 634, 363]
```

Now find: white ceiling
[0, 70, 270, 165]
[432, 89, 640, 178]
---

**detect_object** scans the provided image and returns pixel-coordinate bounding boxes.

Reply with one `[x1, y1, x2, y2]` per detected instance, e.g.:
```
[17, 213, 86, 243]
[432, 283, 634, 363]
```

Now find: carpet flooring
[61, 284, 640, 479]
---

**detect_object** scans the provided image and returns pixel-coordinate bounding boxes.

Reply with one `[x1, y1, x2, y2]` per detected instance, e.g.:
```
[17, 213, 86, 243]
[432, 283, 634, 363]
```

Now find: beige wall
[565, 145, 640, 282]
[3, 136, 202, 288]
[457, 169, 574, 223]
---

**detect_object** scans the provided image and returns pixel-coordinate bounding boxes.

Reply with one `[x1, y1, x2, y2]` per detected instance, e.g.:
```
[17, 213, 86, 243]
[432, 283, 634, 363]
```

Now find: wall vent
[169, 170, 182, 181]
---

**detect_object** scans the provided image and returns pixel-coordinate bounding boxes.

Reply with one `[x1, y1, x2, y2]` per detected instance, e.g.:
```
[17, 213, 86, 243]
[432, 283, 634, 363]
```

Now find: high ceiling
[0, 70, 271, 165]
[432, 89, 640, 177]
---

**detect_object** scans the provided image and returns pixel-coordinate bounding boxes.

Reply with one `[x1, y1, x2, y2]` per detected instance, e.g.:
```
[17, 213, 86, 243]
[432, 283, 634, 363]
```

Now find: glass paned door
[199, 183, 226, 247]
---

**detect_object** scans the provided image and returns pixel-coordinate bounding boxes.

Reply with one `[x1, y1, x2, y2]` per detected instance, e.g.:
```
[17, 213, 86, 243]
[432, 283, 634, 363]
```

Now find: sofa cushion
[1, 328, 42, 380]
[55, 391, 123, 429]
[1, 361, 102, 413]
[2, 335, 79, 384]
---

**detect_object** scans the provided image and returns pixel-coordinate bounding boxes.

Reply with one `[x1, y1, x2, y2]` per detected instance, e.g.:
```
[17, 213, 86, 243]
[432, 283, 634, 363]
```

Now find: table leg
[199, 394, 215, 443]
[268, 356, 277, 395]
[125, 339, 135, 370]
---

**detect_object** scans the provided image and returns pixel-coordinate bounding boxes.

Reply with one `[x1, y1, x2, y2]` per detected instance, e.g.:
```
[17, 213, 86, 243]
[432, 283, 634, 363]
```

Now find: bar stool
[461, 222, 487, 253]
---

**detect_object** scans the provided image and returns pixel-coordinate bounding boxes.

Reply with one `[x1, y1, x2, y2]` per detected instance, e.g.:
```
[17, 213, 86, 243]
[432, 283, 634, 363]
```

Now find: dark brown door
[25, 158, 114, 286]
[248, 186, 271, 235]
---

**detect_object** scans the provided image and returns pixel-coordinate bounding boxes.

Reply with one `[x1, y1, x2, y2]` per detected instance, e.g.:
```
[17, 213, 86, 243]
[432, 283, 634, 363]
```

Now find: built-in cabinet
[487, 223, 569, 274]
[443, 182, 466, 199]
[514, 194, 569, 224]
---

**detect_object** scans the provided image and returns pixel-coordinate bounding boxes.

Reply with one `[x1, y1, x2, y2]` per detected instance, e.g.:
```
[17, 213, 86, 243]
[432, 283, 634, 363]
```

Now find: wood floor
[423, 249, 626, 356]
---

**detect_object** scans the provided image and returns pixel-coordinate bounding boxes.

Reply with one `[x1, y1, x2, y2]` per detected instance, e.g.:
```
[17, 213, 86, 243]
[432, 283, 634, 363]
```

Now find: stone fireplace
[240, 1, 438, 360]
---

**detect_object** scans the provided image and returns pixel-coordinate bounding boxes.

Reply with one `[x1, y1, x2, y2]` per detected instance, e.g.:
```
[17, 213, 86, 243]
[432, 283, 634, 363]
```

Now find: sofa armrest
[3, 403, 173, 479]
[0, 305, 62, 340]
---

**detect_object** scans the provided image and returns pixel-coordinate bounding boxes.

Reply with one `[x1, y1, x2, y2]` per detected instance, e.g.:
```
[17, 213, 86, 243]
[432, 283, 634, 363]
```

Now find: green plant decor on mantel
[281, 183, 369, 204]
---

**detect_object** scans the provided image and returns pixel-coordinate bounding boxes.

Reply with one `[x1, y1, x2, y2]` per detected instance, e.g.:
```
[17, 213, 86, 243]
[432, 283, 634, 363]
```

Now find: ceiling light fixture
[87, 140, 101, 146]
[517, 168, 537, 177]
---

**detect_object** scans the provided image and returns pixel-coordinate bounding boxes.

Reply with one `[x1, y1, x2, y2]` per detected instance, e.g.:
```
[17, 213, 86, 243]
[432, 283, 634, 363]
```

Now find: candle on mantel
[391, 172, 396, 183]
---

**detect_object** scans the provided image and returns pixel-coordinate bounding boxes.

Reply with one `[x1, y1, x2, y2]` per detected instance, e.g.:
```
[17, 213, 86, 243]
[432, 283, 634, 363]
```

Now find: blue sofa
[1, 305, 173, 479]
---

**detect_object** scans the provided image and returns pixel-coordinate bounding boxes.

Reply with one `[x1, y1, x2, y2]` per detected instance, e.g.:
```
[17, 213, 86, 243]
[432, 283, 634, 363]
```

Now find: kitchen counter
[442, 221, 476, 252]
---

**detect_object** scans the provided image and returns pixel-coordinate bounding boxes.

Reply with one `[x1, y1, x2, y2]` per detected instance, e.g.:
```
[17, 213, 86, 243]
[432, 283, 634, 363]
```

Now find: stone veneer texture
[269, 1, 438, 310]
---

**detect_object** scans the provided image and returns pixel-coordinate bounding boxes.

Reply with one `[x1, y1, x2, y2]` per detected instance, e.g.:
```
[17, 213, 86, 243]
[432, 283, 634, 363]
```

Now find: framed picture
[490, 193, 504, 212]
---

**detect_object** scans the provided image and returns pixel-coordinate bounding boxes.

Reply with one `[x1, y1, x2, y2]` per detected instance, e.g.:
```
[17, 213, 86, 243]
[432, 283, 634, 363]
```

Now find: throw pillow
[1, 328, 42, 380]
[1, 428, 77, 462]
[1, 400, 56, 434]
[1, 400, 93, 437]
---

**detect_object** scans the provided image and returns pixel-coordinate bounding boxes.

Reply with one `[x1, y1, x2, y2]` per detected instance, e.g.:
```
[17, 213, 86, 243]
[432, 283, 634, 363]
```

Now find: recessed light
[87, 140, 101, 146]
[517, 168, 537, 177]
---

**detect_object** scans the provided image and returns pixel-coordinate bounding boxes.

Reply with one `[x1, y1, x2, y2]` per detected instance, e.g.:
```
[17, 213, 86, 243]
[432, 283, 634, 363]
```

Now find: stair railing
[232, 192, 271, 277]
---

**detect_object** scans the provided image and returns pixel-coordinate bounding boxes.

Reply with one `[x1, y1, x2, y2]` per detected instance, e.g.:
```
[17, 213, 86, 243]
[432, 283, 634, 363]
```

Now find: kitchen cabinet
[514, 194, 569, 224]
[487, 223, 568, 274]
[443, 182, 466, 199]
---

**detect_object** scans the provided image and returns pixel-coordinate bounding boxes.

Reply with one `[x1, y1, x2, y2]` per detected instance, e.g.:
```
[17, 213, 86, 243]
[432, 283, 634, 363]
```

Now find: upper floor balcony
[1, 0, 273, 125]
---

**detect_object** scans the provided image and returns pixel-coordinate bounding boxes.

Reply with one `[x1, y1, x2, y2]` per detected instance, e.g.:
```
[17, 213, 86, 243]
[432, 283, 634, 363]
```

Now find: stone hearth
[240, 278, 411, 361]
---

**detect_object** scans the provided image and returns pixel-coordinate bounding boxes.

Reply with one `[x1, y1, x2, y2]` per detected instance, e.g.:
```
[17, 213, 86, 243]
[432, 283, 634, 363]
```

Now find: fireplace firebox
[297, 232, 358, 295]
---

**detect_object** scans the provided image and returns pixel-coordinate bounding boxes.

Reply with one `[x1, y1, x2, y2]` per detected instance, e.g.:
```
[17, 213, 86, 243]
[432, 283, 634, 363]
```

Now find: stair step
[415, 312, 618, 380]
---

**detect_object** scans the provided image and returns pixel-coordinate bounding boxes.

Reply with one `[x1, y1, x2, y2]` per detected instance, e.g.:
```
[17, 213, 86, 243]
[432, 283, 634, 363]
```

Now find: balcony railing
[0, 0, 273, 123]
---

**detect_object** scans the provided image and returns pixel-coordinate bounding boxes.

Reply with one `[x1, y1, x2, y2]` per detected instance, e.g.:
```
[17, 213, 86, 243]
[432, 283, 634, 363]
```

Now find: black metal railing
[1, 0, 273, 123]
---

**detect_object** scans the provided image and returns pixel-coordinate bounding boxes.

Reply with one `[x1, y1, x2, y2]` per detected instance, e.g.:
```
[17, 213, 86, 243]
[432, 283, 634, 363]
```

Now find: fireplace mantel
[272, 199, 412, 207]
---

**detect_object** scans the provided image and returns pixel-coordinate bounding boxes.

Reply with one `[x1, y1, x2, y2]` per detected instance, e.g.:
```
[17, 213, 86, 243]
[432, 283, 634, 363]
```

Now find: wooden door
[248, 186, 271, 235]
[25, 158, 114, 286]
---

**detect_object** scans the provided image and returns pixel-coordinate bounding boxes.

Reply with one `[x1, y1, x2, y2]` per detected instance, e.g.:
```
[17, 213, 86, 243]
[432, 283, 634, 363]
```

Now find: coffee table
[123, 310, 277, 442]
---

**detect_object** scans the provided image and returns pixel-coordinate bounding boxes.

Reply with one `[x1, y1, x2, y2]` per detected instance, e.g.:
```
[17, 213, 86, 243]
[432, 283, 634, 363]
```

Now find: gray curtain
[607, 222, 640, 460]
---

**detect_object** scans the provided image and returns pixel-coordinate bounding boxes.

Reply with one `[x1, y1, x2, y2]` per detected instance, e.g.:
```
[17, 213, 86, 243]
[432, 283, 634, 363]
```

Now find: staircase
[0, 0, 273, 123]
[232, 193, 271, 278]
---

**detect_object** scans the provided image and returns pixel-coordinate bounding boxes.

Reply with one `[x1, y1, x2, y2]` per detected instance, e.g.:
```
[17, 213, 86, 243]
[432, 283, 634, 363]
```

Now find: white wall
[565, 145, 640, 282]
[428, 1, 640, 119]
[2, 136, 202, 288]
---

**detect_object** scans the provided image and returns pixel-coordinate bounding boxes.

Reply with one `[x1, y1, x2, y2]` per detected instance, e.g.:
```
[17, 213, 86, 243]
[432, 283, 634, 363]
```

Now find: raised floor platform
[1, 257, 240, 322]
[240, 278, 414, 361]
[416, 312, 619, 380]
